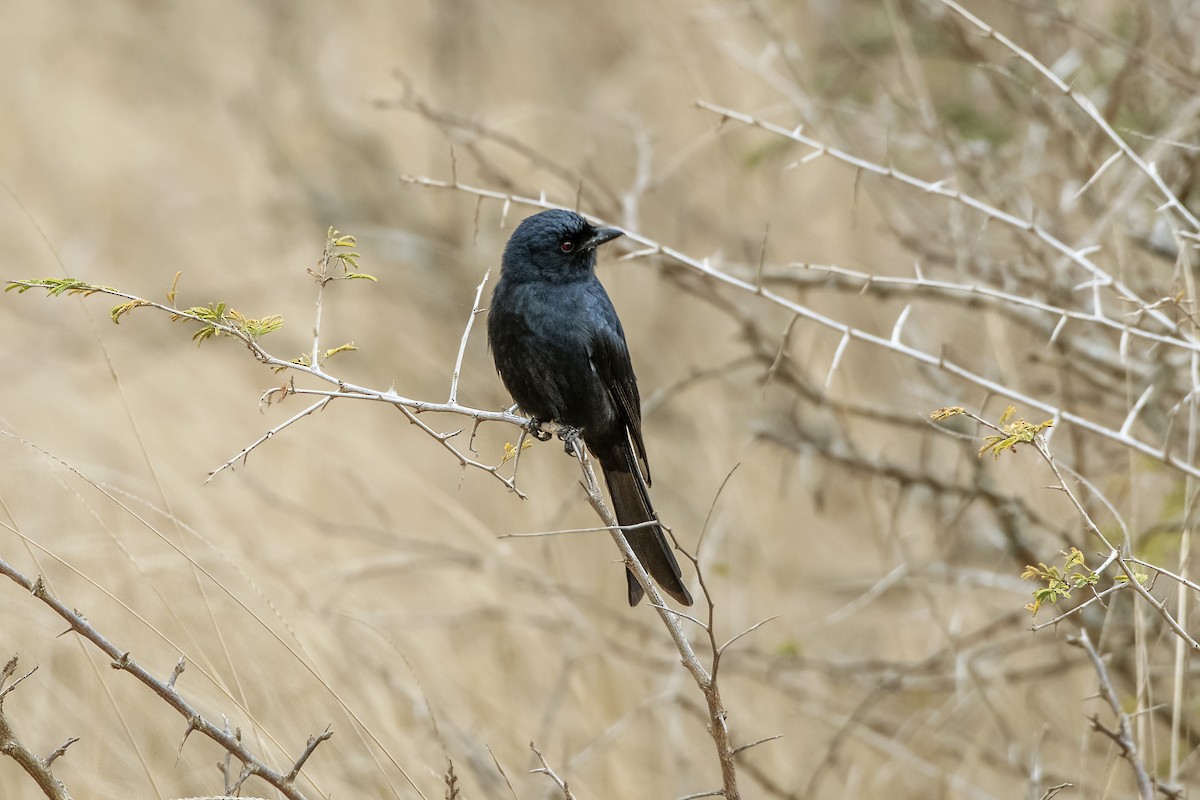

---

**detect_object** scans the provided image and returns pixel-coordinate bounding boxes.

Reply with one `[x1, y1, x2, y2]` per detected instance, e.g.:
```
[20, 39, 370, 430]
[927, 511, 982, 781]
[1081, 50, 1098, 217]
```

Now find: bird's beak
[583, 227, 624, 251]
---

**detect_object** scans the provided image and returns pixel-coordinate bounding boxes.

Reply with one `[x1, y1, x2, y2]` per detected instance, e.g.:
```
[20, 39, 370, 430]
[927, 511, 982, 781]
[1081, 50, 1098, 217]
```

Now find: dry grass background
[2, 1, 1198, 798]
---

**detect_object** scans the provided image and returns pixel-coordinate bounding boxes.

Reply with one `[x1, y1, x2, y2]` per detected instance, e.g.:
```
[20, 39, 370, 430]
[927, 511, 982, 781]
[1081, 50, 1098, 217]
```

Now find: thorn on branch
[731, 733, 784, 756]
[178, 715, 202, 754]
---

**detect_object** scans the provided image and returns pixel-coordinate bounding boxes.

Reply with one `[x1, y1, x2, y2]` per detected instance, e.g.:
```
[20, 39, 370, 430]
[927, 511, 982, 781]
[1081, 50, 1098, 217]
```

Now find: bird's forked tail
[601, 457, 693, 606]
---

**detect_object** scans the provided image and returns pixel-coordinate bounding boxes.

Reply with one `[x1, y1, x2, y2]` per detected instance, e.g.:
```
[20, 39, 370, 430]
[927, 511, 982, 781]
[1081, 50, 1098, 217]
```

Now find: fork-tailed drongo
[487, 209, 693, 606]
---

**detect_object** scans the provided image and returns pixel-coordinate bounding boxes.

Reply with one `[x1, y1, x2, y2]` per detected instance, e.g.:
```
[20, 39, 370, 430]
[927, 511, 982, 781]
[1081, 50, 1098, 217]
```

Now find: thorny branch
[7, 276, 529, 496]
[1031, 435, 1200, 651]
[939, 407, 1200, 650]
[529, 742, 577, 800]
[6, 3, 1199, 799]
[938, 0, 1200, 232]
[6, 236, 763, 799]
[565, 436, 762, 800]
[0, 559, 331, 800]
[397, 174, 1200, 483]
[1067, 630, 1156, 800]
[0, 656, 73, 800]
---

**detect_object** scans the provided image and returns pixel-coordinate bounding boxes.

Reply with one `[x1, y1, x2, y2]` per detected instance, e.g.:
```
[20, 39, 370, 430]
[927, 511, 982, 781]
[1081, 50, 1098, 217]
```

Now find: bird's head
[500, 209, 624, 283]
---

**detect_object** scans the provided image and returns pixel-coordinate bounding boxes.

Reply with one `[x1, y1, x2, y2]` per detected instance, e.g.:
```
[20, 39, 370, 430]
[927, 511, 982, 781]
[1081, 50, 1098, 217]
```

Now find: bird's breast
[488, 280, 613, 428]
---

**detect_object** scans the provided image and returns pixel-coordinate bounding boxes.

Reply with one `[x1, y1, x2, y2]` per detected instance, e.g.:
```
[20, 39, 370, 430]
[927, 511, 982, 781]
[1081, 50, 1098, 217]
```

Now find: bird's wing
[589, 301, 652, 485]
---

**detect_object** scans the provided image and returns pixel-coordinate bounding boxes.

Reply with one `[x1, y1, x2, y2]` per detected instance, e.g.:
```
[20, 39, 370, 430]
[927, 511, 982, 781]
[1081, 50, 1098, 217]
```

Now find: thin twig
[206, 398, 332, 484]
[1029, 582, 1129, 631]
[498, 520, 662, 539]
[284, 726, 334, 783]
[731, 733, 785, 756]
[529, 742, 576, 800]
[766, 261, 1199, 356]
[1129, 556, 1200, 595]
[448, 270, 490, 405]
[43, 737, 80, 768]
[1067, 630, 1154, 800]
[0, 656, 73, 800]
[718, 615, 782, 655]
[1034, 438, 1200, 650]
[1038, 783, 1073, 800]
[393, 403, 527, 498]
[10, 277, 532, 495]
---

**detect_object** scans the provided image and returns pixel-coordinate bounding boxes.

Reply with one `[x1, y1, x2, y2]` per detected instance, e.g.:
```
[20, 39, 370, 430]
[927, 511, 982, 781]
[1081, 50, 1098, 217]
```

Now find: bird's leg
[556, 425, 583, 457]
[527, 417, 553, 442]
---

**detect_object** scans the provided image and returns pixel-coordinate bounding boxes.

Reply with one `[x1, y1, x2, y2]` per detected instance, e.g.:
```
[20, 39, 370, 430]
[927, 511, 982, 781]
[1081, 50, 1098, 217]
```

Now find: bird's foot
[557, 425, 583, 456]
[527, 418, 552, 442]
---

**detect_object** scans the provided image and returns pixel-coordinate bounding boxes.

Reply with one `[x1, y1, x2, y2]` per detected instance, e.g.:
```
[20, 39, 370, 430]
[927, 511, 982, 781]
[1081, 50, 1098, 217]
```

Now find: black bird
[487, 209, 693, 606]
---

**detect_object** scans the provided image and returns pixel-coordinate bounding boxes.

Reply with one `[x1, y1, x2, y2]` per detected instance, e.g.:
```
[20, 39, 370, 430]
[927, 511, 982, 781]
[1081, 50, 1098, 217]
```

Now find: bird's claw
[557, 425, 582, 456]
[527, 418, 552, 442]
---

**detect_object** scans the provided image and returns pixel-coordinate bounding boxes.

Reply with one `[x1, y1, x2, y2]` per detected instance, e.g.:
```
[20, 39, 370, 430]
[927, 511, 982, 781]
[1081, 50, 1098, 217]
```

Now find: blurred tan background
[3, 1, 1198, 798]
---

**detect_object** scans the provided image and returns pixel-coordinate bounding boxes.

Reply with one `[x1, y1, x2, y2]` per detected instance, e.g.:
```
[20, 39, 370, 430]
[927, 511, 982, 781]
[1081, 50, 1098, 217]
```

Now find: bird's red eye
[560, 240, 574, 253]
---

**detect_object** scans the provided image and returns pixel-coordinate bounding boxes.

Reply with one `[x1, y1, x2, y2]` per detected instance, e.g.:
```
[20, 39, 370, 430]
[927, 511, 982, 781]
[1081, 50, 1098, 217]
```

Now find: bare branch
[397, 177, 1200, 482]
[42, 737, 79, 768]
[1067, 631, 1154, 800]
[938, 0, 1200, 232]
[206, 398, 332, 484]
[284, 726, 333, 783]
[562, 438, 741, 799]
[1038, 784, 1074, 800]
[718, 615, 781, 655]
[1033, 438, 1200, 650]
[448, 269, 490, 405]
[529, 742, 576, 800]
[0, 655, 73, 800]
[0, 561, 326, 800]
[731, 733, 784, 756]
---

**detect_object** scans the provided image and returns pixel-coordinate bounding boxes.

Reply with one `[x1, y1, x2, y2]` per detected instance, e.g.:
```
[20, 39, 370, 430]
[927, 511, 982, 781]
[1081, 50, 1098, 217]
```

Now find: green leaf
[500, 439, 532, 464]
[930, 406, 966, 421]
[242, 314, 284, 339]
[192, 326, 218, 344]
[322, 342, 358, 362]
[979, 415, 1054, 458]
[110, 299, 149, 324]
[1034, 587, 1061, 603]
[6, 277, 112, 297]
